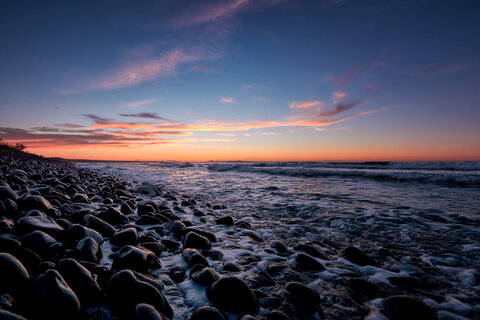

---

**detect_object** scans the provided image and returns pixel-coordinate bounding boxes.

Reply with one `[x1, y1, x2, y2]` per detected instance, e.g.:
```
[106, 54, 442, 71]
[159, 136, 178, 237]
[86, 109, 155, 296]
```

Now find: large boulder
[206, 276, 259, 315]
[0, 252, 30, 295]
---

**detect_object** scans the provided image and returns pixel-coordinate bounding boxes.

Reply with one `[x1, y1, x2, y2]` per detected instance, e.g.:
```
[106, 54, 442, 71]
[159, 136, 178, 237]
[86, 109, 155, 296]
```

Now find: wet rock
[112, 227, 138, 246]
[72, 193, 90, 204]
[57, 258, 103, 306]
[138, 204, 157, 216]
[84, 214, 116, 237]
[189, 305, 226, 320]
[0, 309, 27, 320]
[294, 243, 327, 260]
[294, 253, 325, 271]
[121, 201, 135, 215]
[76, 237, 102, 263]
[28, 269, 81, 320]
[162, 239, 181, 251]
[183, 248, 209, 267]
[21, 195, 53, 212]
[137, 184, 156, 196]
[345, 278, 382, 302]
[141, 242, 166, 256]
[168, 265, 186, 283]
[381, 295, 437, 320]
[266, 261, 289, 276]
[65, 224, 103, 245]
[184, 228, 217, 242]
[191, 267, 220, 286]
[112, 245, 161, 273]
[102, 207, 130, 225]
[284, 282, 320, 308]
[0, 252, 30, 295]
[266, 310, 290, 320]
[1, 199, 17, 217]
[16, 215, 63, 236]
[0, 236, 21, 253]
[243, 230, 262, 242]
[0, 185, 18, 201]
[166, 221, 186, 239]
[223, 261, 242, 272]
[136, 303, 163, 320]
[136, 215, 167, 225]
[215, 216, 234, 226]
[240, 316, 256, 320]
[342, 246, 379, 267]
[21, 230, 60, 255]
[204, 249, 224, 261]
[184, 231, 211, 250]
[270, 240, 289, 253]
[207, 276, 259, 315]
[248, 271, 276, 288]
[106, 270, 173, 318]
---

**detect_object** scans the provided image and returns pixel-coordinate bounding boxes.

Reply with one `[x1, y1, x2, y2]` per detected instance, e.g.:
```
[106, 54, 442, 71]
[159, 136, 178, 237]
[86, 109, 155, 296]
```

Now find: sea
[79, 161, 480, 319]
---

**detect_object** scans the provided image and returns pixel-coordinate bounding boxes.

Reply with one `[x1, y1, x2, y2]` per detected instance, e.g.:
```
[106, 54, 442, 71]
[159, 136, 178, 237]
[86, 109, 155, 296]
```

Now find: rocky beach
[0, 149, 479, 320]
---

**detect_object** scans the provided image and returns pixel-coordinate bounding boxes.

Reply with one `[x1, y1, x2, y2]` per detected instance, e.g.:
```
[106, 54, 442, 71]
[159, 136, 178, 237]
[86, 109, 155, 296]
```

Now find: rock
[207, 276, 259, 315]
[266, 311, 290, 320]
[0, 236, 21, 253]
[270, 240, 289, 253]
[21, 195, 53, 212]
[345, 278, 381, 302]
[0, 310, 28, 320]
[28, 269, 81, 320]
[182, 248, 209, 267]
[191, 267, 220, 286]
[184, 228, 217, 242]
[135, 303, 163, 320]
[381, 295, 437, 320]
[72, 193, 90, 204]
[138, 204, 157, 216]
[112, 245, 161, 273]
[65, 224, 103, 245]
[76, 236, 102, 263]
[184, 231, 211, 250]
[21, 230, 60, 254]
[223, 261, 242, 272]
[168, 265, 186, 283]
[121, 201, 135, 215]
[294, 243, 326, 260]
[102, 207, 130, 225]
[0, 252, 30, 295]
[0, 185, 18, 201]
[166, 221, 186, 239]
[189, 305, 226, 320]
[1, 199, 17, 217]
[141, 242, 166, 256]
[284, 282, 320, 307]
[136, 215, 166, 225]
[84, 214, 116, 237]
[57, 258, 103, 306]
[266, 261, 289, 276]
[215, 216, 234, 226]
[137, 185, 156, 196]
[243, 230, 262, 242]
[16, 215, 63, 236]
[294, 253, 325, 271]
[112, 227, 138, 246]
[342, 246, 378, 267]
[106, 270, 173, 318]
[162, 239, 181, 251]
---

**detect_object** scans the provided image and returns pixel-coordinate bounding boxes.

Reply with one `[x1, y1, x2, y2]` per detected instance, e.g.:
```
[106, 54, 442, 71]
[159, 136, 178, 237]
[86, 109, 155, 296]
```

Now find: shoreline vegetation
[0, 147, 475, 319]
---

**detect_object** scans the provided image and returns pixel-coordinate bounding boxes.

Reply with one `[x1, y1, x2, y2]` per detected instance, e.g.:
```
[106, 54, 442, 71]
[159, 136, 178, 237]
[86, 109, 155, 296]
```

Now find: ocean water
[80, 161, 480, 319]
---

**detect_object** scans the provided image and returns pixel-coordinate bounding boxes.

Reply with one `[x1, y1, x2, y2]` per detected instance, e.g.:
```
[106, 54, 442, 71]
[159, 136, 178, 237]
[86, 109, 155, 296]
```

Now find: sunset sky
[1, 0, 479, 161]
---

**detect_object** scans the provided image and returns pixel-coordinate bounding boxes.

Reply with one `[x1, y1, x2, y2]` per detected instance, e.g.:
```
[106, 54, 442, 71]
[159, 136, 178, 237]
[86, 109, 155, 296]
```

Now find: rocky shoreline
[0, 150, 462, 319]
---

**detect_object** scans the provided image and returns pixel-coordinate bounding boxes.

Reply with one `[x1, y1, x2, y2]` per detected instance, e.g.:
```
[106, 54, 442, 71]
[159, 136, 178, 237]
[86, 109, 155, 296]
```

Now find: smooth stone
[0, 252, 30, 295]
[243, 230, 262, 242]
[345, 278, 382, 302]
[191, 267, 220, 286]
[189, 305, 226, 320]
[135, 303, 163, 320]
[207, 276, 259, 315]
[0, 236, 21, 253]
[76, 236, 102, 262]
[106, 270, 173, 318]
[112, 227, 138, 246]
[293, 243, 327, 260]
[284, 282, 320, 307]
[1, 199, 17, 217]
[266, 311, 290, 320]
[184, 231, 211, 250]
[215, 216, 234, 226]
[270, 240, 289, 253]
[66, 224, 103, 245]
[294, 253, 325, 271]
[223, 261, 242, 272]
[184, 228, 217, 242]
[21, 195, 53, 212]
[57, 258, 103, 306]
[239, 316, 256, 320]
[0, 185, 18, 201]
[112, 245, 161, 273]
[103, 207, 130, 225]
[381, 295, 437, 320]
[28, 269, 81, 320]
[72, 193, 90, 204]
[161, 239, 180, 251]
[141, 242, 166, 256]
[138, 204, 157, 216]
[84, 214, 116, 237]
[21, 230, 59, 254]
[165, 221, 186, 239]
[137, 185, 156, 196]
[136, 215, 165, 225]
[342, 246, 379, 267]
[121, 201, 135, 214]
[168, 265, 186, 283]
[16, 215, 63, 236]
[0, 310, 27, 320]
[182, 248, 209, 267]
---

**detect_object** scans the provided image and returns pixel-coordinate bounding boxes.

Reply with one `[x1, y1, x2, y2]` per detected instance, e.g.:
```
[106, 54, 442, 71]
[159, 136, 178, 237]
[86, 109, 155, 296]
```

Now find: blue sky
[0, 0, 479, 160]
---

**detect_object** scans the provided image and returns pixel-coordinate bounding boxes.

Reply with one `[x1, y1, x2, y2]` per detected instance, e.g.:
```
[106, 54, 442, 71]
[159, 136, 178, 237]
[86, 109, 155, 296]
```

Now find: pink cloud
[289, 100, 322, 109]
[219, 96, 238, 103]
[120, 99, 158, 109]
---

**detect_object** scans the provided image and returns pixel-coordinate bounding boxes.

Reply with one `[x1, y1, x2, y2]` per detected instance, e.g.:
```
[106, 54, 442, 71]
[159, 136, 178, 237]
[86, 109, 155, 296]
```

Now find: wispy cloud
[56, 123, 85, 129]
[82, 114, 112, 124]
[120, 99, 158, 109]
[88, 49, 200, 91]
[219, 96, 238, 103]
[406, 62, 474, 77]
[119, 113, 173, 122]
[318, 100, 362, 117]
[289, 100, 323, 109]
[328, 66, 362, 87]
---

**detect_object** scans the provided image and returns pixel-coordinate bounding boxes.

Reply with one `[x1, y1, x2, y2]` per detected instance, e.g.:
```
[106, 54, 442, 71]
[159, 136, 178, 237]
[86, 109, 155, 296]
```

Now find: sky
[0, 0, 479, 161]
